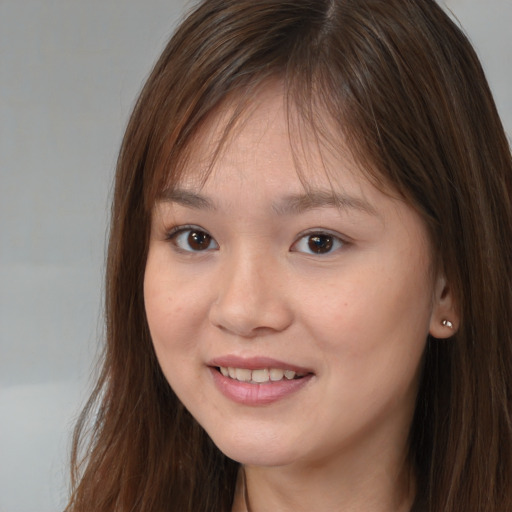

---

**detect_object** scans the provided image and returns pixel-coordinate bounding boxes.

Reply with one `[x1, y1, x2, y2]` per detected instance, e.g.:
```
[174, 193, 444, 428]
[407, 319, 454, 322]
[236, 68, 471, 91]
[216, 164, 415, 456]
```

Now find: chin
[207, 428, 303, 467]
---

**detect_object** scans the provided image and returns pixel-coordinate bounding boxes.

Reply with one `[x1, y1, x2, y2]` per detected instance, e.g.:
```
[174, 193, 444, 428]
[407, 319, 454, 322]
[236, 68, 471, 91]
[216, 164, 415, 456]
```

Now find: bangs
[146, 69, 392, 215]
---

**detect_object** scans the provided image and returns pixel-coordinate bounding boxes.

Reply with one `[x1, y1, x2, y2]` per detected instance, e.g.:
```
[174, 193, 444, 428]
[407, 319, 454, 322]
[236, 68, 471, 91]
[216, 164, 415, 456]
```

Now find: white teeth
[269, 368, 284, 381]
[252, 369, 269, 383]
[235, 368, 252, 382]
[218, 366, 305, 383]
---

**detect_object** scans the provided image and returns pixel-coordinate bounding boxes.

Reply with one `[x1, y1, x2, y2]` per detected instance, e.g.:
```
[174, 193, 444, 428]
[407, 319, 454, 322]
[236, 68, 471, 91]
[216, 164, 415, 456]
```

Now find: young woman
[65, 1, 512, 511]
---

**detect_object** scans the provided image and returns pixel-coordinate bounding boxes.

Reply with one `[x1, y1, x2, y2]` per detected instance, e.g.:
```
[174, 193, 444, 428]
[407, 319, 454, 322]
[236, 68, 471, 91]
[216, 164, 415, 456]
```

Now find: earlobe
[429, 275, 459, 338]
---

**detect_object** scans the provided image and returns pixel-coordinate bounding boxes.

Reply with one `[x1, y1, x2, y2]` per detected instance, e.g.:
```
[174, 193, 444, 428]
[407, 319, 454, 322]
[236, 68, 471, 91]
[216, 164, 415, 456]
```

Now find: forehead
[152, 83, 409, 231]
[172, 82, 370, 197]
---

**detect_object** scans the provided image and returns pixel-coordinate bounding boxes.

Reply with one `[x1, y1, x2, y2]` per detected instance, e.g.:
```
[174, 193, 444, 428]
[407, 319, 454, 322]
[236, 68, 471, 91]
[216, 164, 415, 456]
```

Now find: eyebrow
[158, 187, 378, 216]
[159, 188, 215, 210]
[272, 190, 378, 216]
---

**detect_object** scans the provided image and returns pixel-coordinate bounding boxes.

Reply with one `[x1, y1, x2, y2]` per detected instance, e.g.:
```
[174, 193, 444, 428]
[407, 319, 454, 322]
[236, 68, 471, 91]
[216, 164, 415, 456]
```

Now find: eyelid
[165, 224, 198, 239]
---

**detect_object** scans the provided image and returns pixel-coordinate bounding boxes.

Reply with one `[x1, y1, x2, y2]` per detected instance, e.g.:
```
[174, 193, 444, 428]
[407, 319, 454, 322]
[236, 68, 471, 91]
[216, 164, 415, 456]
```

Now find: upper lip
[208, 355, 314, 374]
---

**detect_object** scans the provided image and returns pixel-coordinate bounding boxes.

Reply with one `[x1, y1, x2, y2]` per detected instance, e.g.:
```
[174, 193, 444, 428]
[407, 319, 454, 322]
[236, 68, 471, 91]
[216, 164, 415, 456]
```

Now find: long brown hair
[66, 1, 512, 510]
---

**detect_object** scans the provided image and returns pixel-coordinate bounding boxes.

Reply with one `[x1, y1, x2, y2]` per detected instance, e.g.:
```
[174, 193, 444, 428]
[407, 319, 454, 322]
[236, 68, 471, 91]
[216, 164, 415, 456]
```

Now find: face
[144, 85, 448, 470]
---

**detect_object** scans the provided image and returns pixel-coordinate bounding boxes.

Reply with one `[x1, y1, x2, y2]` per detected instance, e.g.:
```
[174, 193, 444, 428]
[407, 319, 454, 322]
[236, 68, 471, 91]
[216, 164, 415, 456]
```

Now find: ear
[429, 274, 459, 338]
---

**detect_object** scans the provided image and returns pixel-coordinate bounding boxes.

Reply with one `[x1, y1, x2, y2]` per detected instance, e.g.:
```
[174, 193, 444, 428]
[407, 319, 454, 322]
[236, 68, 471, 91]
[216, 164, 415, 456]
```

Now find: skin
[144, 84, 457, 511]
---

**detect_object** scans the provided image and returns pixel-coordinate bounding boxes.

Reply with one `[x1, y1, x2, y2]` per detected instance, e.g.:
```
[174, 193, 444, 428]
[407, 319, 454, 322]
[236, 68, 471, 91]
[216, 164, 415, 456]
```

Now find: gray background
[0, 1, 510, 511]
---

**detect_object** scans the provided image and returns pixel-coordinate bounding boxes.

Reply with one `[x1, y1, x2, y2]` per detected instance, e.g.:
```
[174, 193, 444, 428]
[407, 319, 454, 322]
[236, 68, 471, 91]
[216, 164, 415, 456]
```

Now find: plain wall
[0, 1, 510, 511]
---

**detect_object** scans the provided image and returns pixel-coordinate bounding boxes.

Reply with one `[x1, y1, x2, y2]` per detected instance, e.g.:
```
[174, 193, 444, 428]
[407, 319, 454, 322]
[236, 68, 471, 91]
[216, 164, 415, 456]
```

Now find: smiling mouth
[217, 367, 309, 384]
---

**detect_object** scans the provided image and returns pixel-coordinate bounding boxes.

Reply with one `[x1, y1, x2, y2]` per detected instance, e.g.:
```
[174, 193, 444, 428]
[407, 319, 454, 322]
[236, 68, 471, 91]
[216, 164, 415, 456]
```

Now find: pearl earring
[441, 319, 454, 329]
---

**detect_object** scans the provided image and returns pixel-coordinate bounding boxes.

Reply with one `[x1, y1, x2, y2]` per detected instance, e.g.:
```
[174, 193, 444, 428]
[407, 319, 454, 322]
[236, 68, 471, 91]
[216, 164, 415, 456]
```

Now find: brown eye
[171, 227, 218, 252]
[188, 230, 212, 251]
[308, 234, 333, 254]
[291, 232, 344, 255]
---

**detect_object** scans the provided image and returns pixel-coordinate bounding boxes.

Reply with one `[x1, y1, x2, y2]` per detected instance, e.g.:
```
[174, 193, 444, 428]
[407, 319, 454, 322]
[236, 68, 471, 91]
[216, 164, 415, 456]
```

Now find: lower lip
[209, 367, 313, 406]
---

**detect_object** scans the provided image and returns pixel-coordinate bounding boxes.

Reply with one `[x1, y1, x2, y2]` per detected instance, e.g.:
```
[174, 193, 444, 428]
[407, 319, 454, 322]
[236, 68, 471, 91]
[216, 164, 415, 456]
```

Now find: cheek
[298, 270, 431, 441]
[143, 252, 201, 362]
[299, 256, 433, 378]
[144, 265, 209, 403]
[145, 285, 200, 358]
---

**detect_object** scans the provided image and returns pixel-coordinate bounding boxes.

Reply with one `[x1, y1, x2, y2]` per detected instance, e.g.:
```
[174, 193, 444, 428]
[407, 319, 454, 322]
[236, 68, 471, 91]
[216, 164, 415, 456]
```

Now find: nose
[208, 251, 294, 338]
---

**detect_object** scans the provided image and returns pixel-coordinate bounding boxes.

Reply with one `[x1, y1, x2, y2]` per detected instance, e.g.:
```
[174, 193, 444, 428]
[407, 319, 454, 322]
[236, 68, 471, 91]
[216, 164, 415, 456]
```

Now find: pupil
[188, 231, 211, 250]
[308, 235, 333, 254]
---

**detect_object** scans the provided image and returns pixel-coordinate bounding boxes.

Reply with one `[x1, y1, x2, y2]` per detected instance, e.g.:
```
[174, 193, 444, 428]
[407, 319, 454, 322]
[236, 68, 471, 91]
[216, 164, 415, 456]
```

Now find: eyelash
[165, 225, 348, 255]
